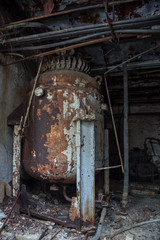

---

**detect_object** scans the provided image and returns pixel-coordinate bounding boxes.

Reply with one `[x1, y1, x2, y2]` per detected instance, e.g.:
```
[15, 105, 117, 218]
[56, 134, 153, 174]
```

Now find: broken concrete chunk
[126, 233, 134, 240]
[16, 233, 44, 240]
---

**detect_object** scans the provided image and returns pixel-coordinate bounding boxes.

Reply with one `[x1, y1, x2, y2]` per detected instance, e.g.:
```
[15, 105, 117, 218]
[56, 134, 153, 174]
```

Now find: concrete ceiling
[0, 0, 160, 103]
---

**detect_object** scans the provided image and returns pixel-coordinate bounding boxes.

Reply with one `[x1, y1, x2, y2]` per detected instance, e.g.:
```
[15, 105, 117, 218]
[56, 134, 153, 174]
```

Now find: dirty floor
[0, 189, 160, 240]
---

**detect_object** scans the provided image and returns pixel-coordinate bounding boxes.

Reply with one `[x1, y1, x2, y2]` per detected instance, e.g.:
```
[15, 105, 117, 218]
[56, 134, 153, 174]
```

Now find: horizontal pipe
[1, 15, 160, 45]
[2, 34, 154, 65]
[2, 32, 135, 52]
[1, 31, 109, 51]
[1, 22, 51, 31]
[2, 24, 160, 46]
[2, 29, 160, 52]
[4, 14, 160, 32]
[96, 165, 122, 171]
[107, 60, 160, 72]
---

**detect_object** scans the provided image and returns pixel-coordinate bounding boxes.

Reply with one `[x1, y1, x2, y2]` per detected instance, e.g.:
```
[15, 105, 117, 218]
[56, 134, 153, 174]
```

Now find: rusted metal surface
[23, 69, 103, 183]
[12, 125, 21, 197]
[69, 197, 80, 222]
[21, 208, 78, 228]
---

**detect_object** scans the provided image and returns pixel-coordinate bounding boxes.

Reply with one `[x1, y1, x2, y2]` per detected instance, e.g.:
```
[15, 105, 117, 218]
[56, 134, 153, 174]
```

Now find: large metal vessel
[23, 60, 104, 183]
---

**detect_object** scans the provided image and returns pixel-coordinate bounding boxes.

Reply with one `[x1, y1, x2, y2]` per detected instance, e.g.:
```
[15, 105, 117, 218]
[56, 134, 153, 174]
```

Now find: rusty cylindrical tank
[23, 58, 104, 183]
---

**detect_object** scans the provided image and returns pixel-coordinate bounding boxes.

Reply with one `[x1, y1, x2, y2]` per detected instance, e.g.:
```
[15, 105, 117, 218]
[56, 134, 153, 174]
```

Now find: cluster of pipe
[0, 15, 160, 52]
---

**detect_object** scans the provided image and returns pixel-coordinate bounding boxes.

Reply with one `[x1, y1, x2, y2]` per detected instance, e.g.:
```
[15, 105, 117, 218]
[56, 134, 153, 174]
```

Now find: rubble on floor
[0, 189, 160, 240]
[101, 193, 160, 240]
[0, 194, 85, 240]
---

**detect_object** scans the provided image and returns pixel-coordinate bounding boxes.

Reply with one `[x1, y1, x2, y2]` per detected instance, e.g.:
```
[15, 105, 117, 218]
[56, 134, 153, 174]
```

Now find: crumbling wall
[0, 57, 29, 183]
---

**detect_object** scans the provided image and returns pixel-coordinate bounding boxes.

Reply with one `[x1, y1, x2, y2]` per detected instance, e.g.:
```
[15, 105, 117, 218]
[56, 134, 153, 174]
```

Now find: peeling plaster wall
[0, 59, 29, 183]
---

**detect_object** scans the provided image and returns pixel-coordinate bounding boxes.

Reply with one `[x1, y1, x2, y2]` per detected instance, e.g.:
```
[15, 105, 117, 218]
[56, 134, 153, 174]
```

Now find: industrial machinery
[23, 56, 104, 184]
[8, 55, 106, 227]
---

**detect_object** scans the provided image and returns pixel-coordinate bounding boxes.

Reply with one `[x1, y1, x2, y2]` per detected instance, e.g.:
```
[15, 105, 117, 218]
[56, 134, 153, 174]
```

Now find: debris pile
[0, 189, 160, 240]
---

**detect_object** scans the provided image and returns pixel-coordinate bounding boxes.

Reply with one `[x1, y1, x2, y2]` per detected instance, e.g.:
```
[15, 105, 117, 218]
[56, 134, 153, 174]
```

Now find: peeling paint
[23, 70, 103, 183]
[12, 125, 21, 197]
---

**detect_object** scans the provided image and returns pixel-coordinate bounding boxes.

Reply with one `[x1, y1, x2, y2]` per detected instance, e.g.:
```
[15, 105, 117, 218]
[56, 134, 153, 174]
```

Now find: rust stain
[23, 70, 103, 183]
[69, 197, 80, 221]
[36, 108, 42, 120]
[72, 13, 100, 24]
[42, 104, 53, 114]
[114, 1, 144, 20]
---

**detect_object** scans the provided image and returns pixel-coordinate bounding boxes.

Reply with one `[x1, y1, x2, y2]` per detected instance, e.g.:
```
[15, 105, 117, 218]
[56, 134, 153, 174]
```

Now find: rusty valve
[35, 87, 44, 97]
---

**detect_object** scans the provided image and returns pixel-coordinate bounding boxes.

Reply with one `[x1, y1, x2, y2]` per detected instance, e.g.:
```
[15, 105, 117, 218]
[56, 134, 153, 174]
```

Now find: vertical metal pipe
[122, 64, 129, 208]
[104, 129, 110, 203]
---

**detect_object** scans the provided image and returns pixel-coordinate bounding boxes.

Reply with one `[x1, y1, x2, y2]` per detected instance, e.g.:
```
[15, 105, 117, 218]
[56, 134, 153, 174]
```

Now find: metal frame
[80, 121, 95, 224]
[70, 120, 95, 228]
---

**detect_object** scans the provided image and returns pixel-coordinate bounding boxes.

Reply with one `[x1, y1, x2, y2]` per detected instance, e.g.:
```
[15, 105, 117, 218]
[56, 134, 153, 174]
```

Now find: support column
[12, 124, 21, 197]
[80, 121, 95, 224]
[122, 64, 129, 208]
[69, 120, 95, 228]
[104, 129, 110, 203]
